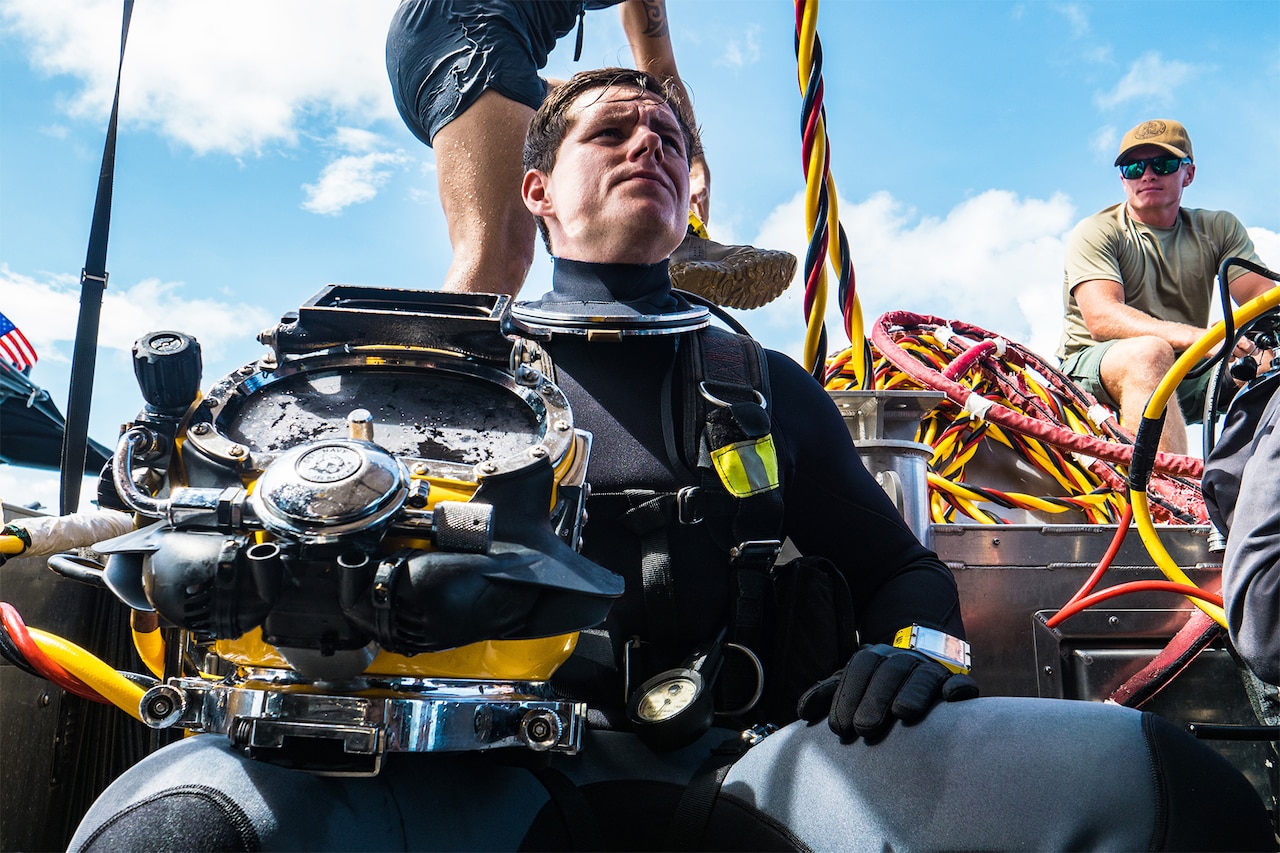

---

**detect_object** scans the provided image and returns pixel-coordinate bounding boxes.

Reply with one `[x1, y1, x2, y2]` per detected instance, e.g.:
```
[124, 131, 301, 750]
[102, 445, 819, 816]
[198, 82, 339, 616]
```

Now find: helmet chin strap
[506, 257, 711, 340]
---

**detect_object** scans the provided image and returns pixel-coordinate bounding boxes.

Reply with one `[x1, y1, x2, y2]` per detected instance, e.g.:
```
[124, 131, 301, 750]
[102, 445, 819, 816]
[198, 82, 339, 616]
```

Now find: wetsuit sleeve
[764, 351, 964, 646]
[1204, 372, 1280, 684]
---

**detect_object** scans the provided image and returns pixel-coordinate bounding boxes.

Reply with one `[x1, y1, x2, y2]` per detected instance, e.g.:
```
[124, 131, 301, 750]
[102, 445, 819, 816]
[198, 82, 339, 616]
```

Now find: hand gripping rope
[794, 0, 867, 383]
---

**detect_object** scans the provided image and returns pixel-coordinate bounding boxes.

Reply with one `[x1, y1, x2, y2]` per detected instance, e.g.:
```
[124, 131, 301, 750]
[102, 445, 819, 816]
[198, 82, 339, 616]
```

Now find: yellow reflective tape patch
[710, 435, 779, 497]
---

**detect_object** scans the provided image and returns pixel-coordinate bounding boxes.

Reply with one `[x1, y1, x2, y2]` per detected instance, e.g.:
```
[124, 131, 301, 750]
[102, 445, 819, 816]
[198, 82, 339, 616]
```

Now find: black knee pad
[74, 785, 260, 853]
[705, 794, 809, 852]
[1141, 711, 1275, 851]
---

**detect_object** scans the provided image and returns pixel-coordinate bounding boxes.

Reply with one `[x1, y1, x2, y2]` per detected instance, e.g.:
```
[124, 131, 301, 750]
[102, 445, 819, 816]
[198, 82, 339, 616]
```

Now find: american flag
[0, 311, 38, 370]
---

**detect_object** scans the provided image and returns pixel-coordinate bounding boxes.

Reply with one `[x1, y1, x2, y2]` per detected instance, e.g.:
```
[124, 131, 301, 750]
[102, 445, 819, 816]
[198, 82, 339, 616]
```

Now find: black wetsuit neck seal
[507, 257, 710, 338]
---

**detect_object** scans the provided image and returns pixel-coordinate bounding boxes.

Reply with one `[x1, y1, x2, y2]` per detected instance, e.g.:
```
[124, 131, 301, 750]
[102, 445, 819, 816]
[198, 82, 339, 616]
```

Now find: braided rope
[795, 0, 863, 381]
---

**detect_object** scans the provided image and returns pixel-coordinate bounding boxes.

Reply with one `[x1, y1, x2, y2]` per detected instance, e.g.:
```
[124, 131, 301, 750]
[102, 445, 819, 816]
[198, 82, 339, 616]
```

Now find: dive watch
[892, 624, 972, 674]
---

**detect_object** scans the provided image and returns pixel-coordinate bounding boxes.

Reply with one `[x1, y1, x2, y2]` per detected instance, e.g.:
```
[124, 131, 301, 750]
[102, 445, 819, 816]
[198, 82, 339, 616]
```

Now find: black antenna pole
[60, 0, 134, 515]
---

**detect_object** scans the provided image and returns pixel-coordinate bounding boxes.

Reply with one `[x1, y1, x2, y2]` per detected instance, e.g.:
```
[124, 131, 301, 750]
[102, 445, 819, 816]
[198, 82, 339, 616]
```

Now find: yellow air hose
[1130, 285, 1280, 629]
[29, 627, 147, 721]
[132, 625, 166, 680]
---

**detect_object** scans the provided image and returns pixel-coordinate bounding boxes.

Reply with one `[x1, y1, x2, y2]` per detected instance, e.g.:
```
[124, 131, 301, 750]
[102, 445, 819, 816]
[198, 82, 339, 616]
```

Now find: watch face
[635, 676, 699, 722]
[917, 631, 960, 660]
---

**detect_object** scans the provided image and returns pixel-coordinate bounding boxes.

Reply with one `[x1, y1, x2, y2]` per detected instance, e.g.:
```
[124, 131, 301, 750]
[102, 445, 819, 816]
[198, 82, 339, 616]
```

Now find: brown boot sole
[670, 252, 798, 310]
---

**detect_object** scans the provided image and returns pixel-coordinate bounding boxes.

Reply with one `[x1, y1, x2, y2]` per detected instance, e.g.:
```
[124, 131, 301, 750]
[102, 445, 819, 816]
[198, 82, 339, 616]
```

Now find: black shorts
[386, 0, 585, 146]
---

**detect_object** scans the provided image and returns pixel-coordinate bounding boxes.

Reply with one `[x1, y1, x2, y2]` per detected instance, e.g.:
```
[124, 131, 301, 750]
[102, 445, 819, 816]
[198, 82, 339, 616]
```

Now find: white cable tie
[935, 326, 953, 346]
[1072, 451, 1097, 468]
[1087, 404, 1115, 426]
[962, 393, 995, 422]
[992, 338, 1007, 357]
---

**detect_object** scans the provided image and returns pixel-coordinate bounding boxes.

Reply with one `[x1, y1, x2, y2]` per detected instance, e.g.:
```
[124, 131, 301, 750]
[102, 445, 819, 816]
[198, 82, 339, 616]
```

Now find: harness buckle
[699, 381, 766, 409]
[676, 486, 704, 525]
[739, 722, 779, 748]
[728, 539, 783, 569]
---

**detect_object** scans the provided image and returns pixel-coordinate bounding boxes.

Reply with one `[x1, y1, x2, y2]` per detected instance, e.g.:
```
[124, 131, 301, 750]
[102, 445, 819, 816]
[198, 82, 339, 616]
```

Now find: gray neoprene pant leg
[715, 696, 1273, 851]
[69, 698, 1272, 851]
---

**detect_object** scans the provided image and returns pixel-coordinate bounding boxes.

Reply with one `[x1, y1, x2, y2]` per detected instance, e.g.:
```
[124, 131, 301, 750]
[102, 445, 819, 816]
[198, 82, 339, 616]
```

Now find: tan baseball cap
[1114, 119, 1193, 165]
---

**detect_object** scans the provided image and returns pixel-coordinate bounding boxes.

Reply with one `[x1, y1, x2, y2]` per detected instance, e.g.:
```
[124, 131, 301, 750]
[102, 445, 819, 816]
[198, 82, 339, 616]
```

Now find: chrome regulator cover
[249, 439, 410, 544]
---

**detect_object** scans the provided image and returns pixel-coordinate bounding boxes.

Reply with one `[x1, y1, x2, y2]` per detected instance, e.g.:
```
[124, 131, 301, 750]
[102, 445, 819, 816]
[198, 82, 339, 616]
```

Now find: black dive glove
[796, 644, 979, 741]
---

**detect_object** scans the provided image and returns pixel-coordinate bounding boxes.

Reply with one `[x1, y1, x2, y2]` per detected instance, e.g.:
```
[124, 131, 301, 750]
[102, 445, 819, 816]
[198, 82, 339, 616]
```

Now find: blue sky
[2, 0, 1278, 511]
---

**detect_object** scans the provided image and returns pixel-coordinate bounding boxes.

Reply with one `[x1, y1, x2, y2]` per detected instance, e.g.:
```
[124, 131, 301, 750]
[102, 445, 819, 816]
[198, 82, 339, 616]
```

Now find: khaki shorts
[1060, 340, 1226, 424]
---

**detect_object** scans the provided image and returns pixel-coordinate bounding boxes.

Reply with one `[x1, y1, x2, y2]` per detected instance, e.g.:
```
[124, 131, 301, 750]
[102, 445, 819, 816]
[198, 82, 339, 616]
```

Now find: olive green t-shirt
[1057, 204, 1260, 361]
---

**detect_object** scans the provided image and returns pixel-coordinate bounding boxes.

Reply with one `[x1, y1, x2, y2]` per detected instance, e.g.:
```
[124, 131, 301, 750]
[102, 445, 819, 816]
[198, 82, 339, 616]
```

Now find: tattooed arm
[619, 0, 709, 222]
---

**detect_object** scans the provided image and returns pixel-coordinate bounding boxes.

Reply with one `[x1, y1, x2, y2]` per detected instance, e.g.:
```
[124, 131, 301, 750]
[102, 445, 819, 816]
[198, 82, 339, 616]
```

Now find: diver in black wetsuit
[506, 69, 1272, 850]
[519, 257, 963, 721]
[68, 67, 1272, 851]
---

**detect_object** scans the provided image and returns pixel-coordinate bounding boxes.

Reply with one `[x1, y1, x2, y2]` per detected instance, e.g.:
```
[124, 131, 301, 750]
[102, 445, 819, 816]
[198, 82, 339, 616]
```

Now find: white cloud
[717, 24, 761, 69]
[302, 150, 411, 215]
[0, 264, 273, 363]
[1052, 4, 1089, 38]
[1, 467, 93, 515]
[1, 0, 402, 156]
[1248, 226, 1280, 273]
[1096, 52, 1200, 110]
[737, 189, 1078, 366]
[1090, 125, 1119, 161]
[331, 127, 387, 155]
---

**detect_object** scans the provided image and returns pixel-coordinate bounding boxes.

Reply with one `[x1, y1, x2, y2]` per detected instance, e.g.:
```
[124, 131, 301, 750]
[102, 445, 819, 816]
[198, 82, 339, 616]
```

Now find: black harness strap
[660, 337, 693, 481]
[665, 732, 758, 851]
[611, 329, 785, 721]
[620, 490, 679, 643]
[680, 329, 784, 550]
[529, 765, 602, 851]
[680, 329, 784, 683]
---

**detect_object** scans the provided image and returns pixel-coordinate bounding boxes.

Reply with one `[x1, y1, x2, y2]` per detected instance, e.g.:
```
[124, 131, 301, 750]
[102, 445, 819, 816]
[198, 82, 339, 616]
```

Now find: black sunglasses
[1118, 156, 1191, 180]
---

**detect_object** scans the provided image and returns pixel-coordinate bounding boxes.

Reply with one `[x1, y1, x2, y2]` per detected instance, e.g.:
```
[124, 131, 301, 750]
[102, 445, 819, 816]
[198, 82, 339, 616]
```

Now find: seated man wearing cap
[1057, 119, 1274, 454]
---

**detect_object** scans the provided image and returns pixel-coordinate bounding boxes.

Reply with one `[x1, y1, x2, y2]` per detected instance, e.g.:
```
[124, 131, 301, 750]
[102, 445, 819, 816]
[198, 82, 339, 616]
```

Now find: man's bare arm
[1074, 278, 1205, 352]
[620, 0, 678, 83]
[1228, 270, 1276, 307]
[619, 0, 709, 222]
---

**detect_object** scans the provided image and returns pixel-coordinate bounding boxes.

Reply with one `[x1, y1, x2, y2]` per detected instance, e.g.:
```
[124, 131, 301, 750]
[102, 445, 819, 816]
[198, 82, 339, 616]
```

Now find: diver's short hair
[524, 67, 701, 252]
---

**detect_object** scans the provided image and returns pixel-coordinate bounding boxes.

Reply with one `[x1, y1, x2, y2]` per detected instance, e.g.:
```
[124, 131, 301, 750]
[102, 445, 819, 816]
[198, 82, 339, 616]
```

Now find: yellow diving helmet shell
[136, 288, 620, 682]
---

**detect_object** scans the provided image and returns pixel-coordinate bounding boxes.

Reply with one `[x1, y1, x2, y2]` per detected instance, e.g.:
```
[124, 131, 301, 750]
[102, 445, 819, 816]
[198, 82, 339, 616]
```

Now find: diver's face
[523, 86, 690, 264]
